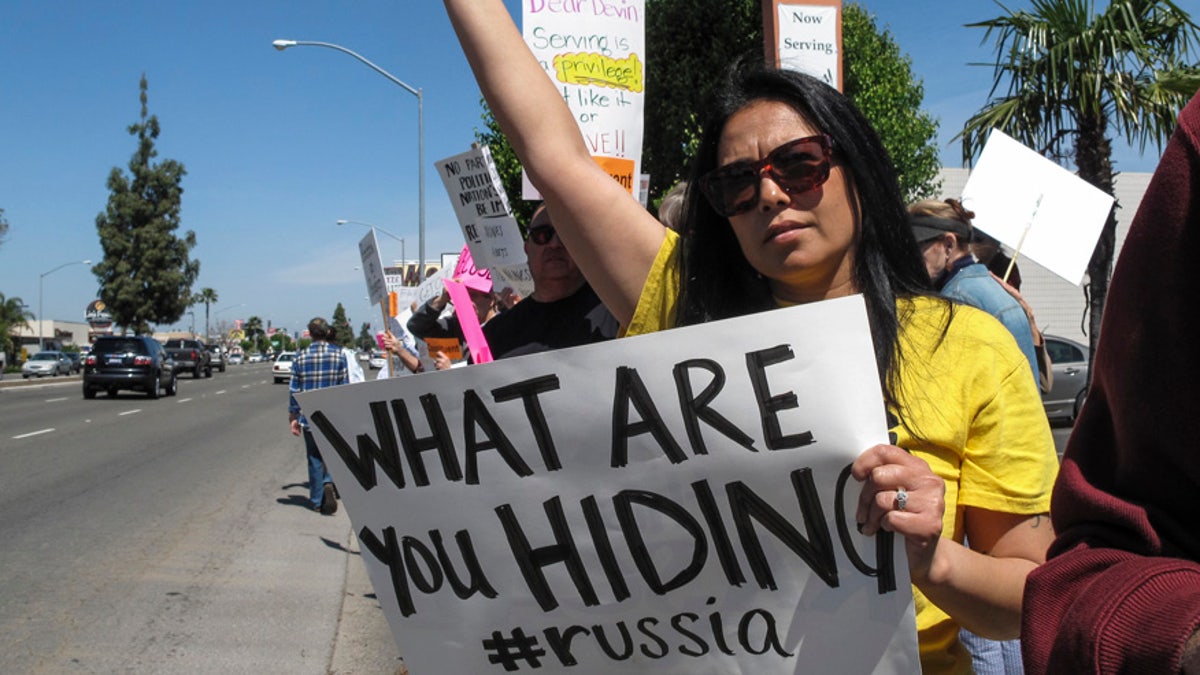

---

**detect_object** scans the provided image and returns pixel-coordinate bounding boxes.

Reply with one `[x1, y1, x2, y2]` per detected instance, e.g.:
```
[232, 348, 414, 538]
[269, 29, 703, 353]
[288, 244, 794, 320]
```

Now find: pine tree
[358, 322, 375, 352]
[93, 75, 199, 335]
[331, 303, 354, 347]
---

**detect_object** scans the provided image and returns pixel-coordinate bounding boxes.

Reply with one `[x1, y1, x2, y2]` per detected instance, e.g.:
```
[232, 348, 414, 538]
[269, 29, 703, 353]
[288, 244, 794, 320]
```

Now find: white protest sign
[523, 0, 645, 198]
[476, 214, 528, 270]
[413, 265, 450, 307]
[298, 295, 920, 674]
[491, 261, 536, 301]
[436, 145, 526, 269]
[961, 129, 1115, 286]
[777, 2, 842, 89]
[358, 229, 388, 306]
[388, 286, 419, 316]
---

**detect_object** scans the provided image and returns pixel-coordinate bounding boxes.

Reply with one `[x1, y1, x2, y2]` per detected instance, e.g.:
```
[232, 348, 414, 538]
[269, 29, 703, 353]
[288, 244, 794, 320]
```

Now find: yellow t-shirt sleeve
[622, 228, 682, 337]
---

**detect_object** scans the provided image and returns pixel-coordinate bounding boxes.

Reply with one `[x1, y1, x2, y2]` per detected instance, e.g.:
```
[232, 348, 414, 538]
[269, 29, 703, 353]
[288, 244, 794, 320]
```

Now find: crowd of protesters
[283, 1, 1200, 670]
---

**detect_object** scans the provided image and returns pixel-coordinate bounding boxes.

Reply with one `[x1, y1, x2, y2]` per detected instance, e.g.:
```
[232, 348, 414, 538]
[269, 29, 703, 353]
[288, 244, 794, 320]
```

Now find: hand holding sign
[298, 295, 919, 674]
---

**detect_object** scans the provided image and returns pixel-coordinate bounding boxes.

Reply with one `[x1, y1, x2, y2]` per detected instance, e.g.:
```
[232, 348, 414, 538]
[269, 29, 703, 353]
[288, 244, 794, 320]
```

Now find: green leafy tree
[331, 303, 354, 347]
[476, 103, 540, 230]
[961, 0, 1199, 369]
[193, 287, 219, 342]
[358, 321, 375, 352]
[841, 4, 941, 202]
[92, 75, 199, 335]
[0, 292, 33, 364]
[480, 2, 941, 215]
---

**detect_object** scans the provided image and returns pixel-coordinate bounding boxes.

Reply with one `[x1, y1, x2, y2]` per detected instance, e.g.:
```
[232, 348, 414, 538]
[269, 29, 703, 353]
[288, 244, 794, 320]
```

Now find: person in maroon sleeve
[1021, 88, 1200, 673]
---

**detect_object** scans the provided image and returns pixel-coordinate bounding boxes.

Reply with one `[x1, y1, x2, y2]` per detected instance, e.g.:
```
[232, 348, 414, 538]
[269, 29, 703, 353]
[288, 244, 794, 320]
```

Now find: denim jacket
[939, 259, 1040, 383]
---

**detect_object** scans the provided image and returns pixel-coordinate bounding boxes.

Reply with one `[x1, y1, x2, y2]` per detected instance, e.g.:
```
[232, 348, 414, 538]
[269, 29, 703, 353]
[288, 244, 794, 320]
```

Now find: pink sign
[442, 278, 493, 364]
[452, 244, 492, 294]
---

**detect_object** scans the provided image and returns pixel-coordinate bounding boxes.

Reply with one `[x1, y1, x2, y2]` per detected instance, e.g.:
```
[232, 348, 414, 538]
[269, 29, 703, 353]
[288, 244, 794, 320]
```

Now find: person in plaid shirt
[288, 317, 349, 514]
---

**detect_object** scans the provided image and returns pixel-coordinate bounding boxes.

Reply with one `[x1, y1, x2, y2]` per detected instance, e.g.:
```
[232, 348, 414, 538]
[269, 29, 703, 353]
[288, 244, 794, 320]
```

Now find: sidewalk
[331, 530, 408, 675]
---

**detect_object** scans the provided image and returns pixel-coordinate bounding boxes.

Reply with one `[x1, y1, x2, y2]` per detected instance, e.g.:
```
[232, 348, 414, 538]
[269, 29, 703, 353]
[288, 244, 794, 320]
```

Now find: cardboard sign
[491, 262, 537, 301]
[452, 244, 493, 294]
[358, 229, 388, 306]
[298, 295, 920, 674]
[770, 1, 843, 90]
[444, 277, 494, 364]
[423, 336, 464, 362]
[436, 145, 528, 271]
[414, 266, 450, 308]
[960, 130, 1115, 286]
[523, 0, 646, 197]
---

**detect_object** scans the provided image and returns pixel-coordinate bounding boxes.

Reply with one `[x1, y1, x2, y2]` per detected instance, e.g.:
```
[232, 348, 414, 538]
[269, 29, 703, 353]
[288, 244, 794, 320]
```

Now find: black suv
[83, 336, 178, 399]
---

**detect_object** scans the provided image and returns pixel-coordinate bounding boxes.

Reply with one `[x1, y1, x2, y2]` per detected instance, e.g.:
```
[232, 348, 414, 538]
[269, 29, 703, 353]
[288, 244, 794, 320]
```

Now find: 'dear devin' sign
[298, 295, 920, 674]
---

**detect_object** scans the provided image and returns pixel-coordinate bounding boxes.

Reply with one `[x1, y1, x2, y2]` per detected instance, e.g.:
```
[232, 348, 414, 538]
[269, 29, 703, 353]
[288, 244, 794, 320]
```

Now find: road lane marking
[45, 397, 68, 403]
[216, 390, 227, 395]
[177, 398, 193, 403]
[119, 409, 141, 416]
[13, 428, 55, 439]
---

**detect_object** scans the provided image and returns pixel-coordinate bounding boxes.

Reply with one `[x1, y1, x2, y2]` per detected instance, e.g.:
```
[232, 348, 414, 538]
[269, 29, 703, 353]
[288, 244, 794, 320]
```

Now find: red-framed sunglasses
[697, 134, 834, 217]
[527, 224, 558, 246]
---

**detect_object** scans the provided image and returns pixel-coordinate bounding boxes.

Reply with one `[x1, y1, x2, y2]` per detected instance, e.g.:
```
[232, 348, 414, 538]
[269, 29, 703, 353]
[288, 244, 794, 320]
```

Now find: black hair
[676, 65, 937, 401]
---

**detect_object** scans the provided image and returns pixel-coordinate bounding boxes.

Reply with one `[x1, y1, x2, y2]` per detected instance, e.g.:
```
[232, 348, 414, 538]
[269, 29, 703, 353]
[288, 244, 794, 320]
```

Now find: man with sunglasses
[481, 205, 619, 359]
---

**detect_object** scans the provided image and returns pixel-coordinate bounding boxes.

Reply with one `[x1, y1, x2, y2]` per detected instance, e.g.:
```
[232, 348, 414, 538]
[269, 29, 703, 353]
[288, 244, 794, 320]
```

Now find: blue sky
[2, 0, 1195, 337]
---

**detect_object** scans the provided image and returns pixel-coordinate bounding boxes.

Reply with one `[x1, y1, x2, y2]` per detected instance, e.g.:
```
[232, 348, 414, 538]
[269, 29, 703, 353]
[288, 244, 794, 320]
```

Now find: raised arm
[443, 0, 665, 324]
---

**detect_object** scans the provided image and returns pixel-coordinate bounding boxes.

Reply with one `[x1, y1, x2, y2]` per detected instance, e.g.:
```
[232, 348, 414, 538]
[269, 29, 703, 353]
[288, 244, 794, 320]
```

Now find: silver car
[1042, 335, 1090, 422]
[22, 351, 71, 378]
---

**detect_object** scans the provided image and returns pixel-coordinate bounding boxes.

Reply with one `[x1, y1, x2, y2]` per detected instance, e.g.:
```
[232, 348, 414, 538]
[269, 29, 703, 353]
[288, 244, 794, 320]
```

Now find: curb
[330, 530, 408, 675]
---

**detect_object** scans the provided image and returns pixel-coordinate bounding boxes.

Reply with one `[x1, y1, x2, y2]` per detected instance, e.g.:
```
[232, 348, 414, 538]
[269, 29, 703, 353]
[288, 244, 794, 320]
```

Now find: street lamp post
[337, 219, 406, 264]
[38, 259, 91, 351]
[186, 311, 196, 337]
[274, 39, 426, 282]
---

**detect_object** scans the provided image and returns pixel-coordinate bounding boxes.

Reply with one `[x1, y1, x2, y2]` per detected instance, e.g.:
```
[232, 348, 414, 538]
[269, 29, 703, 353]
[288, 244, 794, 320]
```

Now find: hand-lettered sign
[298, 294, 920, 673]
[436, 145, 528, 271]
[522, 0, 646, 197]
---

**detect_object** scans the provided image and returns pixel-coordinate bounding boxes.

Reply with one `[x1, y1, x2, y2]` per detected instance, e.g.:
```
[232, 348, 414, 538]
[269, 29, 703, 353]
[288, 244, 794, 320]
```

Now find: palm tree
[193, 287, 219, 343]
[960, 0, 1199, 369]
[243, 315, 264, 346]
[0, 292, 34, 363]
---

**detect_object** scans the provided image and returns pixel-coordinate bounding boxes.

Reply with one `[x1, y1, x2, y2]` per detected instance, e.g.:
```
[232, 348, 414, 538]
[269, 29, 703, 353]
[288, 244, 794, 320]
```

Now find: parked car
[272, 351, 296, 384]
[1042, 334, 1090, 422]
[22, 351, 71, 378]
[207, 344, 227, 373]
[64, 351, 83, 374]
[83, 336, 177, 399]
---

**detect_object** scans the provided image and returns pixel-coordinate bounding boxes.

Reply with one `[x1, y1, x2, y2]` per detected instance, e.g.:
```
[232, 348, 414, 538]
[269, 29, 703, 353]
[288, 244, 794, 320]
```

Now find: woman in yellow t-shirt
[445, 3, 1058, 672]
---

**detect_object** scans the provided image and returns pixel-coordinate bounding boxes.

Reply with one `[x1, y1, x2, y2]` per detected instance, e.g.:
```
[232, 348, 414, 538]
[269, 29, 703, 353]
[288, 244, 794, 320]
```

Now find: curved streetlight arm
[38, 259, 91, 351]
[273, 40, 418, 97]
[274, 38, 426, 282]
[336, 219, 406, 262]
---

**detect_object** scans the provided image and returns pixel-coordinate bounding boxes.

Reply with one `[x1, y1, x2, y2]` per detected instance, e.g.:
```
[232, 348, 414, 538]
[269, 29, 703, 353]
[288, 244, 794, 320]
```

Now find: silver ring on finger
[895, 487, 908, 511]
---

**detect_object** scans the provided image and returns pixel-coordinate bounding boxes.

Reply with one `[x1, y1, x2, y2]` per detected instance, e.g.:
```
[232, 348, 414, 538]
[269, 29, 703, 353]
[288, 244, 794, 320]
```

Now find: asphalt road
[0, 364, 404, 674]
